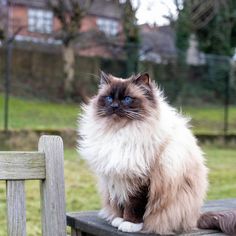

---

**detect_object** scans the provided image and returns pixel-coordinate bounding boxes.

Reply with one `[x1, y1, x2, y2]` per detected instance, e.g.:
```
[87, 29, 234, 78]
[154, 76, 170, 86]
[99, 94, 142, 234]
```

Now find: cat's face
[96, 72, 156, 121]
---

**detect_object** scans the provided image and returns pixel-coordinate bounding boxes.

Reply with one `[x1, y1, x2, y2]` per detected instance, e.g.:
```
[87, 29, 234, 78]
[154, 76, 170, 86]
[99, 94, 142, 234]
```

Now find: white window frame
[97, 18, 119, 36]
[28, 8, 53, 34]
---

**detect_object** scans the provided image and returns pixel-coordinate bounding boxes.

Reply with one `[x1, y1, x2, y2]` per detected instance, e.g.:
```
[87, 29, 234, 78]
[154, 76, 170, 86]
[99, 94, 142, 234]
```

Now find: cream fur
[111, 217, 124, 227]
[118, 222, 143, 232]
[78, 78, 208, 234]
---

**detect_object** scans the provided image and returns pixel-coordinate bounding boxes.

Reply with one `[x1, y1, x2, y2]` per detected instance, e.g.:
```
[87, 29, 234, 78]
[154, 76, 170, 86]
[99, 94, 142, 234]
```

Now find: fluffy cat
[78, 72, 208, 234]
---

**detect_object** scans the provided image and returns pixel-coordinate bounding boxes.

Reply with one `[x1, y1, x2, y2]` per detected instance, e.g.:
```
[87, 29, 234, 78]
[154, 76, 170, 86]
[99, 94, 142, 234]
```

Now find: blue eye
[123, 96, 133, 105]
[105, 96, 113, 103]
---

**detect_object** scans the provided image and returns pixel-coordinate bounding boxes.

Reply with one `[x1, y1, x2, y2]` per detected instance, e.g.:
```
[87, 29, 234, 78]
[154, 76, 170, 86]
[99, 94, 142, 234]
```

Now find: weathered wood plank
[39, 135, 67, 236]
[6, 180, 26, 236]
[67, 198, 236, 236]
[71, 228, 82, 236]
[0, 152, 45, 180]
[202, 198, 236, 212]
[67, 211, 224, 236]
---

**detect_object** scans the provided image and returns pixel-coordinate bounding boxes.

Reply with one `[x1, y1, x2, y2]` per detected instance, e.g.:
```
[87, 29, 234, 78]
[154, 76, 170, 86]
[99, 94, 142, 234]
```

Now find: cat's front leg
[99, 199, 123, 223]
[117, 203, 144, 232]
[98, 190, 116, 222]
[117, 186, 148, 233]
[98, 207, 115, 222]
[98, 177, 123, 222]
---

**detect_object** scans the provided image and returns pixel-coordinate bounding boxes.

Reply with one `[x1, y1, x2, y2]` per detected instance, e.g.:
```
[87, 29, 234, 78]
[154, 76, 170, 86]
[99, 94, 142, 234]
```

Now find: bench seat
[67, 198, 236, 236]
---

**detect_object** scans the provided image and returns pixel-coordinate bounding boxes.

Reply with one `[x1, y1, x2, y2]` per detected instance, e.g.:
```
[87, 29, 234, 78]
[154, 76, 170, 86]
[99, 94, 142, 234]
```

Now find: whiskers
[96, 108, 107, 117]
[123, 109, 145, 120]
[96, 107, 146, 121]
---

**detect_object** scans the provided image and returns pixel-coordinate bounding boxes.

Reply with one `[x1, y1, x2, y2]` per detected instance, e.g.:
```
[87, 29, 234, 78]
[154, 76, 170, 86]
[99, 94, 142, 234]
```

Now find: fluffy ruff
[78, 79, 208, 234]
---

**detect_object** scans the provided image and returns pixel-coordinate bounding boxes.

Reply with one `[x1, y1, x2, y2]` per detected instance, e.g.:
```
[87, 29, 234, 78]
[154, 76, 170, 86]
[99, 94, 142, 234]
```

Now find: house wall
[8, 4, 123, 58]
[80, 15, 97, 32]
[9, 5, 106, 37]
[9, 5, 61, 39]
[9, 5, 28, 35]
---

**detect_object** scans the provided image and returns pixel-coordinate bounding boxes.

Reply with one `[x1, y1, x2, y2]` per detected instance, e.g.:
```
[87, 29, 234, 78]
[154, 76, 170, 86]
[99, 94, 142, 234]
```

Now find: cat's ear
[133, 73, 150, 86]
[100, 71, 111, 86]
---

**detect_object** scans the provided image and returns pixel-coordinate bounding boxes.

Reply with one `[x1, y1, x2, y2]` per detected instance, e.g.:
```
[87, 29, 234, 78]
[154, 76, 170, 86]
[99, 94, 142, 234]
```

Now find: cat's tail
[197, 210, 236, 235]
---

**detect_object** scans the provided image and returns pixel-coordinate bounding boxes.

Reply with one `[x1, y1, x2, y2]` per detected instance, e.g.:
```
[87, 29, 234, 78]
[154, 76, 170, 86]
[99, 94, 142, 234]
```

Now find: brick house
[2, 0, 124, 57]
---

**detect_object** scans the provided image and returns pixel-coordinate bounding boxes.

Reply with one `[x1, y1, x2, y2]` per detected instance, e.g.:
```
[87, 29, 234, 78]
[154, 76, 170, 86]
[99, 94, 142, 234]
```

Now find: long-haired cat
[78, 72, 208, 234]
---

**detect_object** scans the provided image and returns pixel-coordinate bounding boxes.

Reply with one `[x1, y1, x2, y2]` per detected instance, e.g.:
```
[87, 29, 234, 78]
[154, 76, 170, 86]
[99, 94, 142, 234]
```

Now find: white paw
[118, 221, 143, 232]
[98, 208, 113, 222]
[111, 217, 124, 228]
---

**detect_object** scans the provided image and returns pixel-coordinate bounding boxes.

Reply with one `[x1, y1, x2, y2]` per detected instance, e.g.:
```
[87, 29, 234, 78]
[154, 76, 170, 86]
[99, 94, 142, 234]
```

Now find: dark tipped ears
[133, 73, 150, 86]
[100, 71, 110, 86]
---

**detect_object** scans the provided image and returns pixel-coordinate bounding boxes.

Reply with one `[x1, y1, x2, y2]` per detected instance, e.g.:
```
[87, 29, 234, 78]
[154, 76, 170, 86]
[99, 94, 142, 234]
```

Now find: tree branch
[46, 0, 94, 44]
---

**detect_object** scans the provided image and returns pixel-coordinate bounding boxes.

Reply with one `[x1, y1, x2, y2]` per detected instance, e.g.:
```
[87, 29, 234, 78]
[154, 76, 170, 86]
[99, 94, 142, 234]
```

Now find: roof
[9, 0, 47, 8]
[140, 24, 176, 58]
[8, 0, 123, 19]
[87, 0, 122, 19]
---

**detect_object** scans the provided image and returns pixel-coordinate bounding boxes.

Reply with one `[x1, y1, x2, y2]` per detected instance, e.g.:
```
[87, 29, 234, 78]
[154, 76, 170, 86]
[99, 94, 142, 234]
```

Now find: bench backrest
[0, 135, 67, 236]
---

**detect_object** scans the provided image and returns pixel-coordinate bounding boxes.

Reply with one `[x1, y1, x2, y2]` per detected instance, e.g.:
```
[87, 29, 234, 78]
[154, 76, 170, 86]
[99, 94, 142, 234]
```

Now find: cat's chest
[81, 123, 159, 176]
[104, 175, 148, 205]
[93, 125, 156, 157]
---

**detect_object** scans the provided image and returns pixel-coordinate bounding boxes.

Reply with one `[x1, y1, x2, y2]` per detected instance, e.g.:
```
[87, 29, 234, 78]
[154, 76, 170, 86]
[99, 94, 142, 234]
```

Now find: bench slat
[0, 152, 45, 180]
[39, 136, 67, 236]
[67, 199, 236, 236]
[67, 211, 223, 236]
[7, 180, 27, 236]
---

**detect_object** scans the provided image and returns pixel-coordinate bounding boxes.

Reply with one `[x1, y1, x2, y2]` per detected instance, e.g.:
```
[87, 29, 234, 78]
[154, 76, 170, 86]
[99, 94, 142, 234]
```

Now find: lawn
[0, 146, 235, 236]
[183, 106, 236, 134]
[0, 95, 79, 130]
[0, 94, 236, 133]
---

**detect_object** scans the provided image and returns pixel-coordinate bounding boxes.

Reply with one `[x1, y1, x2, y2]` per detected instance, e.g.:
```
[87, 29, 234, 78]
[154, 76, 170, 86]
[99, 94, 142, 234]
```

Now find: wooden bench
[0, 135, 67, 236]
[67, 199, 236, 236]
[1, 135, 235, 236]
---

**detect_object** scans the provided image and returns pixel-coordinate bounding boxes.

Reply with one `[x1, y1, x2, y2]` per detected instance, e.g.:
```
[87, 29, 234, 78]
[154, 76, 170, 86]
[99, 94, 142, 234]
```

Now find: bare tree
[123, 0, 140, 75]
[0, 2, 7, 40]
[46, 0, 93, 99]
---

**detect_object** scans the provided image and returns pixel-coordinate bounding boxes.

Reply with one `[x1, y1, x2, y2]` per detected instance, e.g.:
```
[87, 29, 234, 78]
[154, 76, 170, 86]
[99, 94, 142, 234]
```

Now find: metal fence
[0, 41, 236, 137]
[140, 53, 236, 137]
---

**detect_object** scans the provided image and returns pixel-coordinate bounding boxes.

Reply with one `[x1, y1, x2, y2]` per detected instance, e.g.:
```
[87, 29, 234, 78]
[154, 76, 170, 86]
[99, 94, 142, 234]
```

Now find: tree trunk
[63, 42, 75, 99]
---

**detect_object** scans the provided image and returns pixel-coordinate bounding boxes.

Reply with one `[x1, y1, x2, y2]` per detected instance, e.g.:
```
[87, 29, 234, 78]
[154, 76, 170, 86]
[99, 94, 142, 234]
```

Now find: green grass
[0, 95, 79, 130]
[206, 146, 236, 199]
[1, 95, 236, 133]
[183, 106, 236, 134]
[0, 146, 235, 236]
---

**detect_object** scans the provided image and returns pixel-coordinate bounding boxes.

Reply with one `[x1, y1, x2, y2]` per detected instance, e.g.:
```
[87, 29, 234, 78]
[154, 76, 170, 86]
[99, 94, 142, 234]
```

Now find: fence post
[223, 68, 230, 143]
[4, 40, 12, 132]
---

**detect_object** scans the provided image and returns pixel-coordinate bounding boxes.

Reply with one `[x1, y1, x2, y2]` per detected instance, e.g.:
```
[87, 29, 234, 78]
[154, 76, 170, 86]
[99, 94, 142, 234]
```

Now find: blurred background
[0, 0, 236, 235]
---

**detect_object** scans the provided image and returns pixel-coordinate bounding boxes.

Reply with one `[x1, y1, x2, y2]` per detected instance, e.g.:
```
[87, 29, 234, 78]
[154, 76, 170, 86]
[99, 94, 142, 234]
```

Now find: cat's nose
[111, 102, 119, 109]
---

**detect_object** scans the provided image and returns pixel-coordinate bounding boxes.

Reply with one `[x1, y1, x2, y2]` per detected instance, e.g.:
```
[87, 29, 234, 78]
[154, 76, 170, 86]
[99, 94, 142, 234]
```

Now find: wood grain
[71, 228, 82, 236]
[67, 198, 236, 236]
[0, 152, 45, 180]
[6, 180, 26, 236]
[39, 135, 67, 236]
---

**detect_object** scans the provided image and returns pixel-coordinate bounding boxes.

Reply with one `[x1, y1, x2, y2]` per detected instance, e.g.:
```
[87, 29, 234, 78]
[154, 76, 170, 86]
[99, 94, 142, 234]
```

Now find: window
[28, 9, 53, 34]
[97, 18, 119, 36]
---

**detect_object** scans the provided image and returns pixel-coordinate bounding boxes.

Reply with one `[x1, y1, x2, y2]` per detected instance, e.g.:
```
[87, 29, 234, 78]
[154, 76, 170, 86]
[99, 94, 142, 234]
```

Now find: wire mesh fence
[0, 41, 236, 136]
